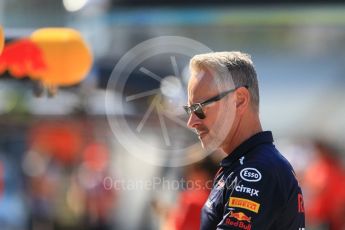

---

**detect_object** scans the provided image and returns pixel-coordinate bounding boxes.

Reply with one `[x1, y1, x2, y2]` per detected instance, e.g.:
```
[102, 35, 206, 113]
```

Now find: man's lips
[193, 126, 209, 138]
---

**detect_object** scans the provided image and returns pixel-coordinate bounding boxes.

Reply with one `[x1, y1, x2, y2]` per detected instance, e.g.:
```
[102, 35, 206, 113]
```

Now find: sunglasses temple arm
[201, 89, 235, 106]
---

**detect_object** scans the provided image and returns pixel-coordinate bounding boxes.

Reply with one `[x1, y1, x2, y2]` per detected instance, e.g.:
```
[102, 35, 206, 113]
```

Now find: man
[183, 52, 305, 229]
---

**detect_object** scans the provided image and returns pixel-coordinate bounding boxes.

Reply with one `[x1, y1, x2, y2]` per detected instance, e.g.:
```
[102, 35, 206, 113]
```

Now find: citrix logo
[235, 184, 259, 197]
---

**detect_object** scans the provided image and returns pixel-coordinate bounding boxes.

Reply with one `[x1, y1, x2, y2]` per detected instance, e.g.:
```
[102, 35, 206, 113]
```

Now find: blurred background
[1, 0, 345, 229]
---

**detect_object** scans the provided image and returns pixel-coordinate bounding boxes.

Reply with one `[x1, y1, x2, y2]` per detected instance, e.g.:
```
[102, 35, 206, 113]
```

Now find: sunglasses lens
[195, 109, 205, 119]
[183, 104, 206, 119]
[193, 105, 205, 119]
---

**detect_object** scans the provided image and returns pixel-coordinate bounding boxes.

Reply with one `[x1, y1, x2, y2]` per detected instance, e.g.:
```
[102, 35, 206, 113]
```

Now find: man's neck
[221, 115, 262, 155]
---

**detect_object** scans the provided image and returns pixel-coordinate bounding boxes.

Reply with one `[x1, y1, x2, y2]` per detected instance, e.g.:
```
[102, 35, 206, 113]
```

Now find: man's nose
[187, 112, 202, 129]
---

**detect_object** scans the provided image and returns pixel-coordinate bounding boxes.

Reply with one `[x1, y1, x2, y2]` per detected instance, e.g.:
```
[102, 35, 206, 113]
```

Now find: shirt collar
[220, 131, 274, 167]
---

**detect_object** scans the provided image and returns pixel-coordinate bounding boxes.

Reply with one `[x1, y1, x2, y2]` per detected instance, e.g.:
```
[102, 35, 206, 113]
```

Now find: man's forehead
[188, 69, 218, 91]
[187, 69, 219, 103]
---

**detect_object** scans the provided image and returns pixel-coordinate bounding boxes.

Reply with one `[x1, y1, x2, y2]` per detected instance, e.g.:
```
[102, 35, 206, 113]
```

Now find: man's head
[186, 51, 260, 152]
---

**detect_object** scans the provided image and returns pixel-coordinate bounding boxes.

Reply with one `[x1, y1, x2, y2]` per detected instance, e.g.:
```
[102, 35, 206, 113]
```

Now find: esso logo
[240, 168, 262, 182]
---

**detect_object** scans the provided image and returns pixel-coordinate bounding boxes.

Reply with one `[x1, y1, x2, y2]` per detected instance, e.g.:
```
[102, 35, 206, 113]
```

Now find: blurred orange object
[30, 28, 93, 88]
[0, 25, 4, 54]
[0, 28, 92, 96]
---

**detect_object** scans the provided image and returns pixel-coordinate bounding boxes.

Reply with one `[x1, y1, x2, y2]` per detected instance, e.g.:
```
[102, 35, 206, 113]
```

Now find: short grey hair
[189, 51, 260, 112]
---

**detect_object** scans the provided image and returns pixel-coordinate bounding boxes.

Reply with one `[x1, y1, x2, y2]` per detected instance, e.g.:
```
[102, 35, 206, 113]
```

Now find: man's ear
[236, 87, 250, 115]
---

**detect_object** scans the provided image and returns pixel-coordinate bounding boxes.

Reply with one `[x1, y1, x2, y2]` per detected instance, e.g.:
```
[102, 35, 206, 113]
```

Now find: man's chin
[200, 138, 220, 153]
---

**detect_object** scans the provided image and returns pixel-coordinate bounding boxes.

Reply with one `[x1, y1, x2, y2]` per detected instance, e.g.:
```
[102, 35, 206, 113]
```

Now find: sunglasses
[183, 85, 248, 119]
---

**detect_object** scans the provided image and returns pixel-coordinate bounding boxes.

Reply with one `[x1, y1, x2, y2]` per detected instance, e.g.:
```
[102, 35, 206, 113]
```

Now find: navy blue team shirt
[201, 131, 305, 230]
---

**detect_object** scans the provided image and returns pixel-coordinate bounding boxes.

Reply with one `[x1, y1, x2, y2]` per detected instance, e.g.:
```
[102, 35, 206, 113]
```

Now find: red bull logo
[229, 211, 252, 222]
[226, 216, 252, 230]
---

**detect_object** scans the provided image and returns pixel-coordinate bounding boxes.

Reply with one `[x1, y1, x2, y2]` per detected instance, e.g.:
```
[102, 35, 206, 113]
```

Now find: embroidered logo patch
[229, 197, 260, 213]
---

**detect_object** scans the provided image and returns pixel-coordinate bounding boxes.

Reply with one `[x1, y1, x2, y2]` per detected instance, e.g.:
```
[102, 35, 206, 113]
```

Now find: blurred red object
[303, 142, 345, 230]
[28, 121, 84, 165]
[165, 189, 209, 230]
[0, 39, 46, 77]
[82, 142, 109, 172]
[163, 162, 214, 230]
